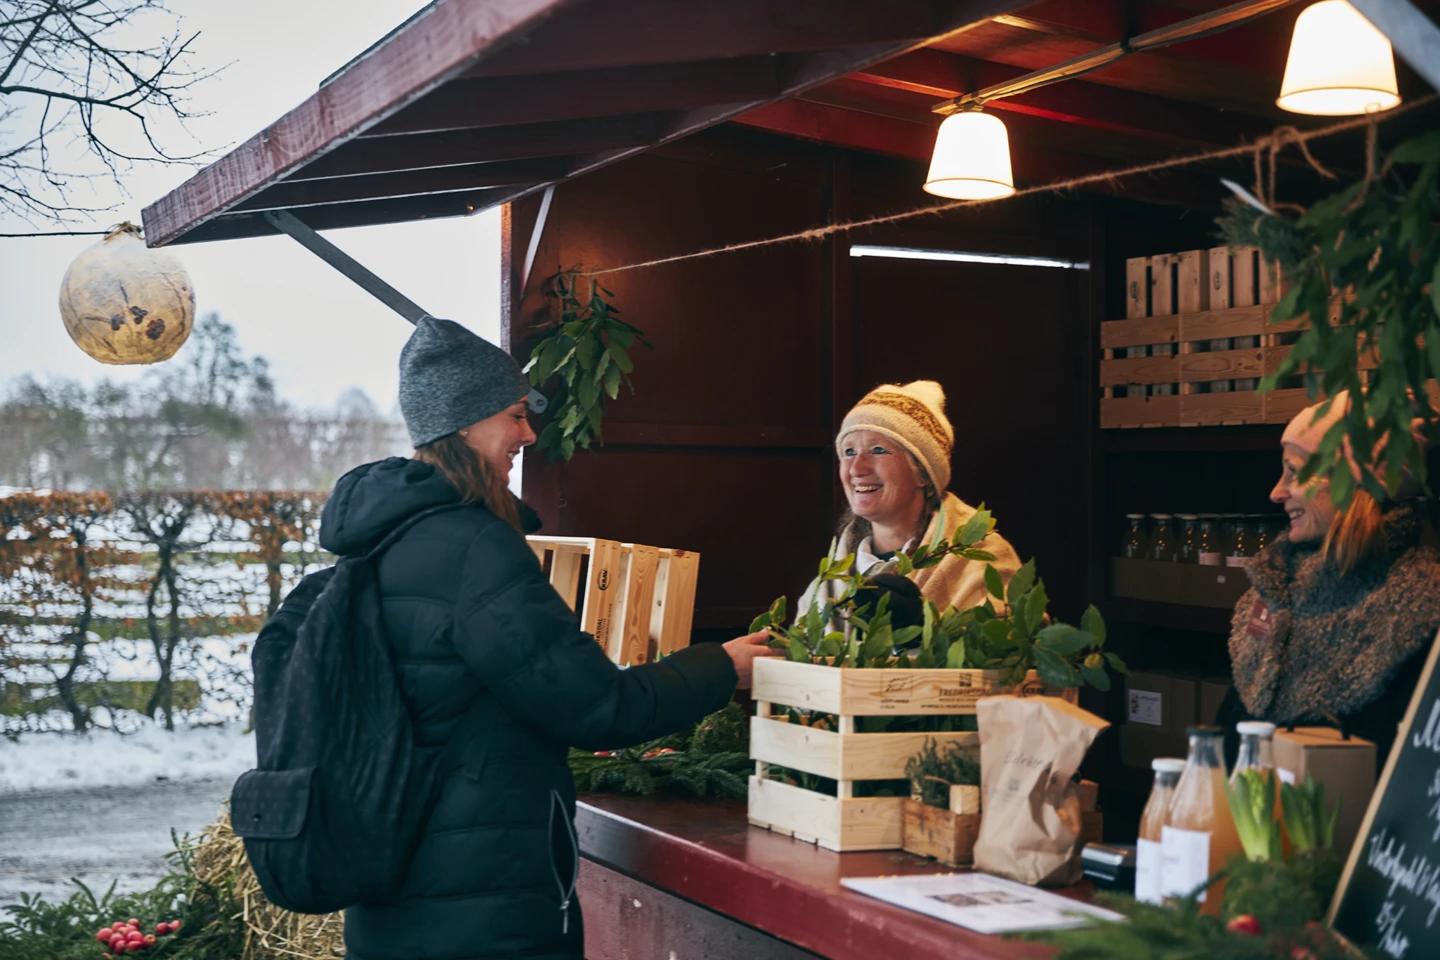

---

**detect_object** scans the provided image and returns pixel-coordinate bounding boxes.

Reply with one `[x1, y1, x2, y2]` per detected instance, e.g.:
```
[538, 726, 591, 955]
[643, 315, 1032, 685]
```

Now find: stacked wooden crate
[527, 536, 698, 666]
[1100, 246, 1322, 428]
[747, 659, 1078, 852]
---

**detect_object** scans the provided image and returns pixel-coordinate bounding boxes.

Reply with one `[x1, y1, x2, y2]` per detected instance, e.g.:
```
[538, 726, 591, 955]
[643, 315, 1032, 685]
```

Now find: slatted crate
[747, 659, 1076, 852]
[526, 536, 698, 666]
[1102, 245, 1308, 428]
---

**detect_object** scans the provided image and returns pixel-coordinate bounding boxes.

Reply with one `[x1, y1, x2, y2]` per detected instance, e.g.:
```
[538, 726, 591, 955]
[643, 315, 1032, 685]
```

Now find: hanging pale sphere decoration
[58, 222, 195, 365]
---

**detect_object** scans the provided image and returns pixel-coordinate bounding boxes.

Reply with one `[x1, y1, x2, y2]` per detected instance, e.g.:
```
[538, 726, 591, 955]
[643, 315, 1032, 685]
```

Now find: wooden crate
[526, 536, 698, 666]
[747, 659, 1076, 852]
[902, 799, 981, 867]
[901, 781, 1101, 867]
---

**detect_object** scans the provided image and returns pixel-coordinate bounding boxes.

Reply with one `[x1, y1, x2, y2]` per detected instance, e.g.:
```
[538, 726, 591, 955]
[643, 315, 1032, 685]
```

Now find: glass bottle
[1197, 515, 1222, 567]
[1137, 757, 1185, 904]
[1175, 514, 1200, 564]
[1233, 720, 1288, 855]
[1161, 726, 1243, 914]
[1253, 515, 1273, 553]
[1122, 514, 1147, 559]
[1148, 514, 1176, 562]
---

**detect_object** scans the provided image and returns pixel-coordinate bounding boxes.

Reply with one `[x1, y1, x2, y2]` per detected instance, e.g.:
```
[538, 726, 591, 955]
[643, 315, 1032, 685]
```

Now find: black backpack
[231, 505, 492, 914]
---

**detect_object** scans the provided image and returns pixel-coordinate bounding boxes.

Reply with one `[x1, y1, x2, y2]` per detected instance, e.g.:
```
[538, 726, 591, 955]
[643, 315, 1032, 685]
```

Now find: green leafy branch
[748, 504, 1126, 688]
[567, 703, 751, 801]
[526, 269, 651, 461]
[1222, 130, 1440, 508]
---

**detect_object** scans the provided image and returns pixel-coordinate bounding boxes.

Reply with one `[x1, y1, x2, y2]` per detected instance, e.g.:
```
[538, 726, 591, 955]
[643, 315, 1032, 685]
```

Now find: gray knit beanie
[399, 317, 529, 448]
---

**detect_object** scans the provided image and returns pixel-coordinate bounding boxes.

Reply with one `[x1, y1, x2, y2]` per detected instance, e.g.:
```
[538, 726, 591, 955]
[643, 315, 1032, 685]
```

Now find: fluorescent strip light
[850, 244, 1089, 270]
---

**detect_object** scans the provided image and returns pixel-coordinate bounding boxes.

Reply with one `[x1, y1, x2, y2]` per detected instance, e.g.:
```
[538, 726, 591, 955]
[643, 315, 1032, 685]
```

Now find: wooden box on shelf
[748, 659, 1077, 852]
[526, 536, 698, 666]
[901, 781, 1102, 868]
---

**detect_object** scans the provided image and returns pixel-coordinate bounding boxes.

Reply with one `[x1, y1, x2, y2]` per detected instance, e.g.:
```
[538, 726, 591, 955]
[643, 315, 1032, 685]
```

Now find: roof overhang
[141, 0, 1032, 247]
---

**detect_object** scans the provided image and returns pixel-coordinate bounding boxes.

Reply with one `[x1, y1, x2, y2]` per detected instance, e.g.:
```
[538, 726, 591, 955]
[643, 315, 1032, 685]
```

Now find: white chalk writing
[1367, 830, 1440, 927]
[1377, 900, 1410, 958]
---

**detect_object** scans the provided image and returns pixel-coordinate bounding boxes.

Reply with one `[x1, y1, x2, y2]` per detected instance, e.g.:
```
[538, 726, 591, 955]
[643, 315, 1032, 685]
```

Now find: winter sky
[0, 1, 502, 414]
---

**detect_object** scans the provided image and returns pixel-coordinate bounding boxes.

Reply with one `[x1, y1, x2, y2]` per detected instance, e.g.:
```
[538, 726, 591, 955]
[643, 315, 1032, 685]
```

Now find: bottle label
[1224, 556, 1250, 568]
[1161, 826, 1211, 902]
[1198, 552, 1223, 567]
[1136, 838, 1163, 904]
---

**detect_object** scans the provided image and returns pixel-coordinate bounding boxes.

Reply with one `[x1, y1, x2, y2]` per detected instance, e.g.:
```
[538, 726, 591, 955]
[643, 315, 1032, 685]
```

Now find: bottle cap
[1149, 513, 1173, 519]
[1236, 721, 1277, 737]
[1151, 757, 1186, 773]
[1186, 725, 1223, 738]
[1176, 513, 1198, 520]
[1125, 513, 1146, 519]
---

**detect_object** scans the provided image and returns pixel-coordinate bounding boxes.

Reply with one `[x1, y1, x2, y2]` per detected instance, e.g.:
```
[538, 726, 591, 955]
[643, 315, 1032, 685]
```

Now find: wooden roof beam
[282, 116, 656, 183]
[364, 58, 782, 138]
[849, 49, 1276, 152]
[731, 98, 1224, 210]
[463, 0, 979, 77]
[234, 158, 568, 213]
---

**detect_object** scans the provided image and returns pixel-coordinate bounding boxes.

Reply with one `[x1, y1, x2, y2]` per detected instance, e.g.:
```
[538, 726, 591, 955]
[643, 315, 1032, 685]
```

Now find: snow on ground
[0, 723, 255, 795]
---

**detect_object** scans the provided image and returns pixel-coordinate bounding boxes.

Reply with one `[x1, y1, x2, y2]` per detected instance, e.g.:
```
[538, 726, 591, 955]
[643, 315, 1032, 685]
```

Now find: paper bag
[972, 695, 1111, 886]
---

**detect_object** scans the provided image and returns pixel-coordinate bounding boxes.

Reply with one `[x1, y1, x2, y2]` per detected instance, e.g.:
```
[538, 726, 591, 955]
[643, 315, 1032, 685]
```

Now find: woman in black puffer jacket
[326, 318, 776, 960]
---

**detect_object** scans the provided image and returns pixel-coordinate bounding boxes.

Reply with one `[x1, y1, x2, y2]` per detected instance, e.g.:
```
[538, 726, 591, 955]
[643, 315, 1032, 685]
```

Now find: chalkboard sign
[1330, 629, 1440, 957]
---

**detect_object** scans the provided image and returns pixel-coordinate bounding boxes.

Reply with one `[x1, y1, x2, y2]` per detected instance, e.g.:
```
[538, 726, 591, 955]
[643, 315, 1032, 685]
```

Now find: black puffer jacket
[320, 458, 737, 960]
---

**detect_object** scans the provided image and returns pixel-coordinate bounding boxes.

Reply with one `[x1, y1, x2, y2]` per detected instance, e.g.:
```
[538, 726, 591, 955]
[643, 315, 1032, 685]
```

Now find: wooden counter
[577, 795, 1089, 960]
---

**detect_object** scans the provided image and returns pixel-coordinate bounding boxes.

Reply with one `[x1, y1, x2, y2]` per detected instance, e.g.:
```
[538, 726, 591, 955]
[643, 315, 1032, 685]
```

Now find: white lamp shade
[924, 111, 1016, 200]
[1277, 0, 1400, 115]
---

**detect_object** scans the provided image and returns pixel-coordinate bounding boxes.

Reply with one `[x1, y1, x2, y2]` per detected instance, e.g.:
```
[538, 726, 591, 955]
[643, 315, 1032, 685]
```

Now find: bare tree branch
[0, 0, 218, 227]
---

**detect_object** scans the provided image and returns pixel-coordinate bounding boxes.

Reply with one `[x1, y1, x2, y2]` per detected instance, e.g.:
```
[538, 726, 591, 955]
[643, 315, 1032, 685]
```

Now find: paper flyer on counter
[840, 872, 1126, 935]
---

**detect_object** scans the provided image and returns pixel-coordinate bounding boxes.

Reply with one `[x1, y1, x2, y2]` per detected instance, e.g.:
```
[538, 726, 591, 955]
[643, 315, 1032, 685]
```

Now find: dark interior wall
[503, 124, 1236, 640]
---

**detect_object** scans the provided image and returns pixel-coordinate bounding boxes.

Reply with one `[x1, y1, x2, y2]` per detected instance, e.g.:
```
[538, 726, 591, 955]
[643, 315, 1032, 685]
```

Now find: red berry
[1226, 914, 1263, 936]
[170, 920, 182, 931]
[127, 919, 139, 927]
[1291, 949, 1317, 960]
[113, 922, 127, 931]
[154, 923, 167, 935]
[112, 943, 127, 955]
[144, 935, 157, 946]
[97, 929, 115, 942]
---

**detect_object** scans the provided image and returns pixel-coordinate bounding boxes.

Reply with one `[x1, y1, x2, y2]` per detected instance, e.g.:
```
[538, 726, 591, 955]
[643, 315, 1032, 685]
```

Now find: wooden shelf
[1100, 596, 1236, 635]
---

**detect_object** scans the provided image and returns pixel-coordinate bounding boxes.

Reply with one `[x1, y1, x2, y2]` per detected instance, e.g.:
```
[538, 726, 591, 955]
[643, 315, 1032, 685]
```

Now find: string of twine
[583, 93, 1438, 279]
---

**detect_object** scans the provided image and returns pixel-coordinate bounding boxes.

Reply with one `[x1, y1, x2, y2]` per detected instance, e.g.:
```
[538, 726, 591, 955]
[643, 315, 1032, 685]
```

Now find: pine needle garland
[567, 703, 752, 801]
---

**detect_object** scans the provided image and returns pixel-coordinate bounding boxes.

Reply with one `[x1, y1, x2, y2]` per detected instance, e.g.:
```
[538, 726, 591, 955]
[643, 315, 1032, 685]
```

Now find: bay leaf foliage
[748, 505, 1125, 689]
[527, 271, 651, 461]
[1222, 130, 1440, 509]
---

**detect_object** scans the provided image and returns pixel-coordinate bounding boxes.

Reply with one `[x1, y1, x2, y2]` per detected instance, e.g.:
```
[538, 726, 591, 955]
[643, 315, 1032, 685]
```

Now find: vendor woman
[1219, 393, 1440, 768]
[798, 380, 1021, 617]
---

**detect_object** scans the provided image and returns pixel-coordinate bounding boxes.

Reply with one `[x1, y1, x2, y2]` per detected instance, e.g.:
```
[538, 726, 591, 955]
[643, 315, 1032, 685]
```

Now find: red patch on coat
[1246, 597, 1273, 642]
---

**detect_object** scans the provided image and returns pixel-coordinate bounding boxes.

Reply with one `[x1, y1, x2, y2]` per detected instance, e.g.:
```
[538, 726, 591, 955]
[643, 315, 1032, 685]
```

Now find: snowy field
[0, 726, 254, 908]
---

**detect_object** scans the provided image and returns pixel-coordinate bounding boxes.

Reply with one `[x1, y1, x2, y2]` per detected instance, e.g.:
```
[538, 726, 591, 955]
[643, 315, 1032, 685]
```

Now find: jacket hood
[320, 457, 541, 556]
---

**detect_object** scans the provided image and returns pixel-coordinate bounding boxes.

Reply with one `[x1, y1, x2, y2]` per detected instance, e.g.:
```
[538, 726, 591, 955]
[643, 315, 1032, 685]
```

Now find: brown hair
[1322, 488, 1386, 576]
[413, 432, 523, 533]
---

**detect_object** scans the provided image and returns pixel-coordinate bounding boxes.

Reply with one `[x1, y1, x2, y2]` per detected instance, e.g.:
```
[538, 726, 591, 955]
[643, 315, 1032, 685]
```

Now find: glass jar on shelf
[1175, 514, 1200, 564]
[1122, 514, 1147, 559]
[1148, 514, 1177, 562]
[1197, 514, 1222, 567]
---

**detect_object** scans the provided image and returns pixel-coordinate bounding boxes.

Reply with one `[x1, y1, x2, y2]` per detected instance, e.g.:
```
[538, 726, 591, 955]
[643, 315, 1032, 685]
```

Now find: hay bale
[189, 812, 345, 960]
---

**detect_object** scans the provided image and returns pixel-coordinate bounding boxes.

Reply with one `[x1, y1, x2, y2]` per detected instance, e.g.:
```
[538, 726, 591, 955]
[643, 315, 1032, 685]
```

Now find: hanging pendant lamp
[923, 110, 1016, 200]
[1277, 0, 1400, 115]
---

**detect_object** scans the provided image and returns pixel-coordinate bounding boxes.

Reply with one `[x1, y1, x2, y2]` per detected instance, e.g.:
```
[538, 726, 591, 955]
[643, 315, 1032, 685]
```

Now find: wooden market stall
[141, 0, 1440, 956]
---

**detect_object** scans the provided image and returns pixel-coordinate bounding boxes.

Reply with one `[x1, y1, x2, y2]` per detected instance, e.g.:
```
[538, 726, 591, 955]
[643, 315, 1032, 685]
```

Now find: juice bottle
[1161, 726, 1243, 913]
[1136, 757, 1185, 904]
[1233, 720, 1288, 855]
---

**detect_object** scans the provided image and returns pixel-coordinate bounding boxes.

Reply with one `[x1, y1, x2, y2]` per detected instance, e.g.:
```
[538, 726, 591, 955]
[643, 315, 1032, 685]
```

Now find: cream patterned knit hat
[837, 381, 954, 492]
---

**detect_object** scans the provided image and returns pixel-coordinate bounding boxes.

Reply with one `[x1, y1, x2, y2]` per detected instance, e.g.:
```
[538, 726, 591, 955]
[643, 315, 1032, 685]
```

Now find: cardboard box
[1273, 727, 1376, 858]
[1126, 671, 1198, 733]
[1120, 724, 1190, 769]
[1199, 678, 1231, 726]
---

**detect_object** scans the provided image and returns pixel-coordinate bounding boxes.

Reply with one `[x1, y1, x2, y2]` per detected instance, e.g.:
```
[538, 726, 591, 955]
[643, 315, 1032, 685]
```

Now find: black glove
[853, 572, 924, 642]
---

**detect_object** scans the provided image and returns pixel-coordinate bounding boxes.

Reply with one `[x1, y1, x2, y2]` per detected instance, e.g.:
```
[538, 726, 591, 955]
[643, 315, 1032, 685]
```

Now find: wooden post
[1125, 257, 1148, 319]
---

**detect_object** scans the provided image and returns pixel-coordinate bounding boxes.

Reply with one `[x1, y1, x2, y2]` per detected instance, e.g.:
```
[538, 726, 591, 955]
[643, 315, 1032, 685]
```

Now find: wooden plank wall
[503, 125, 1211, 638]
